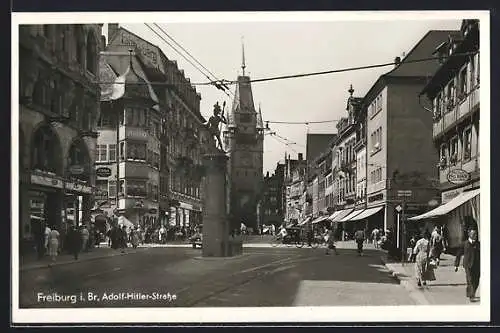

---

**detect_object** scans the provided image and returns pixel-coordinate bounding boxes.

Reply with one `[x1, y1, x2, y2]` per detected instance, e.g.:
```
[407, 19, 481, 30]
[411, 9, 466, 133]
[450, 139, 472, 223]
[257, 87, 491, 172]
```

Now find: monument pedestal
[202, 151, 242, 257]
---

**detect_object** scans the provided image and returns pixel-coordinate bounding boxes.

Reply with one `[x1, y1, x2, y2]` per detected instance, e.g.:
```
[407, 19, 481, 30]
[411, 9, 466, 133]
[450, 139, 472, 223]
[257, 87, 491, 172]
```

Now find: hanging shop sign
[447, 169, 470, 185]
[66, 181, 93, 194]
[68, 165, 85, 175]
[31, 173, 63, 189]
[96, 167, 112, 178]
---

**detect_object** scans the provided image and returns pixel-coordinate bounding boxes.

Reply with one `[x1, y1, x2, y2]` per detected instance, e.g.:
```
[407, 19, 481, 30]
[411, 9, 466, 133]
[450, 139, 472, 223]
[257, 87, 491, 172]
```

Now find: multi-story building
[410, 20, 480, 249]
[19, 24, 103, 252]
[262, 168, 284, 228]
[97, 49, 161, 227]
[224, 58, 265, 231]
[359, 30, 459, 236]
[284, 153, 306, 225]
[96, 24, 207, 229]
[329, 94, 362, 238]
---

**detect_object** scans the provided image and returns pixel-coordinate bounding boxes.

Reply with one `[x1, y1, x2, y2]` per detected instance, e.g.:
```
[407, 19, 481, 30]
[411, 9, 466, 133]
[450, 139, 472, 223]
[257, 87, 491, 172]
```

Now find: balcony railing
[433, 86, 480, 139]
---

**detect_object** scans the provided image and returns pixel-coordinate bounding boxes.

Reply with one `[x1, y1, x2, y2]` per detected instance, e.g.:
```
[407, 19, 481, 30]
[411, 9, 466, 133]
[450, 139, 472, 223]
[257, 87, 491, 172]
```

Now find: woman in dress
[47, 226, 60, 262]
[413, 230, 436, 287]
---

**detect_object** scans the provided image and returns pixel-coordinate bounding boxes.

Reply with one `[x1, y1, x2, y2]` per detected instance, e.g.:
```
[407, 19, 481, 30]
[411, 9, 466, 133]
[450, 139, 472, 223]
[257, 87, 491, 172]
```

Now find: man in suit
[454, 229, 480, 302]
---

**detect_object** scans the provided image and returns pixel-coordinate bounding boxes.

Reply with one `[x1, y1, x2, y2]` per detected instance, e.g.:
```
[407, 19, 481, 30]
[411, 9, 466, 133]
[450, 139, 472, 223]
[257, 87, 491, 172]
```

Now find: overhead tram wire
[144, 23, 231, 98]
[268, 133, 299, 154]
[223, 51, 478, 85]
[152, 23, 234, 98]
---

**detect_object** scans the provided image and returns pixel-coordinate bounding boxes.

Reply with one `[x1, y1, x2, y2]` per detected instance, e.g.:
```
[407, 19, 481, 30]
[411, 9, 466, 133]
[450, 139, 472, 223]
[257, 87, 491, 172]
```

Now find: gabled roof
[361, 29, 461, 106]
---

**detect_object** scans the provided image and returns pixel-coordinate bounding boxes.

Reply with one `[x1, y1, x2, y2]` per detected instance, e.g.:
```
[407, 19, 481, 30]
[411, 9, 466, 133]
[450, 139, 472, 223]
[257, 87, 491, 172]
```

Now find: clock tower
[223, 43, 264, 231]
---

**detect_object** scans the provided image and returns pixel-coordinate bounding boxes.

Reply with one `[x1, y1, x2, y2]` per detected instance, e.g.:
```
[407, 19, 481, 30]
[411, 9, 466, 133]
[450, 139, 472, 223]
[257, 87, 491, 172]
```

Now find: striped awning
[408, 189, 480, 221]
[339, 209, 365, 222]
[312, 215, 330, 224]
[349, 206, 384, 221]
[329, 209, 353, 222]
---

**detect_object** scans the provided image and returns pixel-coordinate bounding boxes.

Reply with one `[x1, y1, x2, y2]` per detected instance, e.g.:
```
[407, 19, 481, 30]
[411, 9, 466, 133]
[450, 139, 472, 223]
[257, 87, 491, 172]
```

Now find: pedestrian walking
[413, 230, 436, 287]
[131, 228, 140, 249]
[44, 224, 51, 253]
[371, 228, 380, 248]
[325, 227, 338, 255]
[80, 225, 90, 252]
[430, 225, 446, 266]
[120, 225, 128, 252]
[454, 229, 480, 302]
[354, 227, 365, 256]
[47, 226, 60, 262]
[408, 235, 417, 263]
[67, 226, 82, 260]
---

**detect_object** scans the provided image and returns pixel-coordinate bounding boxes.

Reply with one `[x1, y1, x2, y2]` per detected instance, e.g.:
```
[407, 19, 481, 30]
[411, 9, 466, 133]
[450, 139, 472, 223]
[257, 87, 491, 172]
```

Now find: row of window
[95, 179, 159, 201]
[370, 127, 382, 154]
[439, 125, 477, 166]
[171, 170, 200, 198]
[370, 167, 383, 184]
[96, 142, 161, 169]
[433, 53, 479, 119]
[40, 25, 98, 75]
[337, 139, 356, 167]
[235, 170, 260, 177]
[368, 92, 384, 118]
[356, 153, 366, 178]
[336, 171, 357, 204]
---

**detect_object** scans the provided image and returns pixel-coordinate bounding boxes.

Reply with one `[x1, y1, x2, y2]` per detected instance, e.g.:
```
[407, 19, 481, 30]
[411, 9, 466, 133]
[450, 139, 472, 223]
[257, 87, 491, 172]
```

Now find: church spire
[241, 36, 246, 76]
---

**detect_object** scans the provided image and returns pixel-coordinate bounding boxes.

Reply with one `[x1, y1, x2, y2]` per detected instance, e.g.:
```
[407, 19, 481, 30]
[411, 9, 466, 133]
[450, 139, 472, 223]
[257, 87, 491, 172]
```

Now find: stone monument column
[202, 152, 230, 257]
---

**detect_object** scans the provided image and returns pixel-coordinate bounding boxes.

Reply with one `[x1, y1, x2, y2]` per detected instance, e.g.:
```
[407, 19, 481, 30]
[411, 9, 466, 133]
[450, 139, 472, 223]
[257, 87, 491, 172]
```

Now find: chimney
[108, 23, 119, 42]
[298, 153, 303, 161]
[394, 56, 401, 67]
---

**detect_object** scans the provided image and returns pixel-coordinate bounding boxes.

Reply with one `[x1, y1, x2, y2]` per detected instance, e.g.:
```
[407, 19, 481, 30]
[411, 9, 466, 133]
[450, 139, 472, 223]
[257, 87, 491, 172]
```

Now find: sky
[102, 16, 462, 175]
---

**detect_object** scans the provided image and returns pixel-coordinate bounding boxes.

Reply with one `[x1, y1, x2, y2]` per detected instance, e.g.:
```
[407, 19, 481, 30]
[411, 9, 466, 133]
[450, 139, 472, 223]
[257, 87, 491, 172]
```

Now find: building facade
[284, 153, 306, 225]
[262, 169, 284, 227]
[415, 20, 480, 248]
[224, 61, 265, 231]
[19, 24, 103, 252]
[362, 30, 459, 236]
[96, 24, 206, 230]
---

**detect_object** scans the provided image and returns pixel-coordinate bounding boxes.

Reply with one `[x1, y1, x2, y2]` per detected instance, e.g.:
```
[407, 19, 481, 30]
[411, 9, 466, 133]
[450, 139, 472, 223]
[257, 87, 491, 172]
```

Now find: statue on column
[205, 101, 227, 151]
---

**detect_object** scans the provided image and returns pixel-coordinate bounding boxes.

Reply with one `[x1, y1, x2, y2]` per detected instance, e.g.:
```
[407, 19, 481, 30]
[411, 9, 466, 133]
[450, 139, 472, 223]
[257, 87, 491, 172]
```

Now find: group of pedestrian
[412, 227, 480, 302]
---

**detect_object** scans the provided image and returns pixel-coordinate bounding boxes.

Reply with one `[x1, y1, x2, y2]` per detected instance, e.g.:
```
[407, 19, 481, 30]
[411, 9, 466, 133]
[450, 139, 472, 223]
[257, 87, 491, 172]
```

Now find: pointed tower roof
[256, 103, 264, 130]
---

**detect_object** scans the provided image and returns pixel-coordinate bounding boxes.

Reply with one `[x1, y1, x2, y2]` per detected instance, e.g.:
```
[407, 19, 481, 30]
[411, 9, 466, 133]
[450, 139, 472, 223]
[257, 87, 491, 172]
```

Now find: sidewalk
[19, 244, 147, 271]
[381, 253, 480, 305]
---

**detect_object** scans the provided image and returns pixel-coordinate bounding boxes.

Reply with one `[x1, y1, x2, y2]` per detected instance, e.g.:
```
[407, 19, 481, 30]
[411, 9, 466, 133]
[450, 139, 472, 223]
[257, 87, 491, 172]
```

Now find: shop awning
[339, 209, 365, 222]
[298, 216, 312, 226]
[408, 189, 480, 221]
[329, 209, 353, 222]
[349, 206, 384, 222]
[312, 215, 330, 224]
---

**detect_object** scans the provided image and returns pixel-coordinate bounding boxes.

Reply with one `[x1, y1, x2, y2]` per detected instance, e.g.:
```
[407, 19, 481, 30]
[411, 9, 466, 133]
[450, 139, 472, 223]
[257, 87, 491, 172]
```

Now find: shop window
[108, 144, 116, 162]
[31, 125, 60, 173]
[463, 127, 472, 161]
[108, 180, 116, 197]
[119, 142, 126, 161]
[450, 136, 459, 164]
[96, 144, 107, 162]
[126, 141, 146, 161]
[458, 67, 467, 100]
[127, 180, 147, 197]
[118, 180, 125, 197]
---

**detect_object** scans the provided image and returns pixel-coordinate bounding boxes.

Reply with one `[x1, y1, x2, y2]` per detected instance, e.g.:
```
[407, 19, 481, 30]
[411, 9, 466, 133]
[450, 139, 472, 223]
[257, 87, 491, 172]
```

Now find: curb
[20, 248, 148, 272]
[379, 256, 430, 305]
[193, 253, 250, 261]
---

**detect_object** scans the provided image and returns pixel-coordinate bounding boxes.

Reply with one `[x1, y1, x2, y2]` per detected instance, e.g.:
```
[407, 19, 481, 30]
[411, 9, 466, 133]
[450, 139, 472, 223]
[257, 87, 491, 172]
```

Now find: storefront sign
[180, 202, 193, 210]
[447, 169, 470, 185]
[96, 167, 112, 178]
[69, 165, 85, 175]
[441, 188, 464, 204]
[66, 182, 92, 194]
[31, 174, 63, 189]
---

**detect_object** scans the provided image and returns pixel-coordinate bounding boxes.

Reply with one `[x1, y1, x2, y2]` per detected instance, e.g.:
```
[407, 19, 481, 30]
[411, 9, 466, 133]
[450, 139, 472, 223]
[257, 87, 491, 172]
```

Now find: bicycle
[295, 235, 321, 249]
